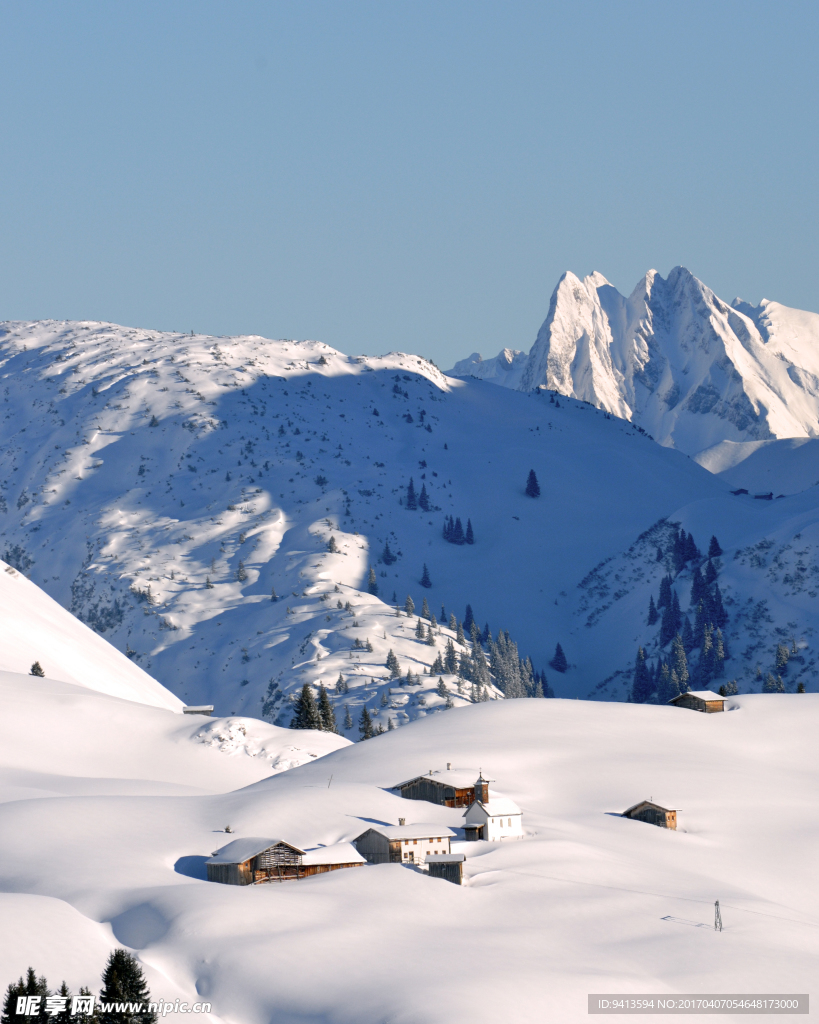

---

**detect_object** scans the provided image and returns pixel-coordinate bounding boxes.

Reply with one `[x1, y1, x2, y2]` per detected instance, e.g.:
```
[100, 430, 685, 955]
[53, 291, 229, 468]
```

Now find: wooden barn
[393, 766, 490, 807]
[622, 800, 678, 829]
[354, 822, 455, 866]
[206, 838, 365, 884]
[668, 690, 725, 713]
[206, 837, 305, 885]
[300, 843, 366, 876]
[426, 853, 465, 885]
[463, 794, 523, 841]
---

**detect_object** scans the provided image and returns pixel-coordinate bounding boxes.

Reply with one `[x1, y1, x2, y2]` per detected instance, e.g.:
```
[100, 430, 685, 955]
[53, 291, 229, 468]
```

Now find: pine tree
[708, 535, 722, 559]
[2, 968, 49, 1024]
[763, 673, 785, 693]
[99, 949, 157, 1024]
[420, 597, 431, 620]
[327, 535, 338, 552]
[525, 469, 540, 497]
[549, 643, 568, 673]
[658, 575, 672, 608]
[444, 639, 457, 674]
[437, 677, 447, 697]
[465, 519, 474, 544]
[236, 561, 247, 582]
[317, 684, 337, 733]
[344, 705, 353, 730]
[291, 684, 322, 730]
[690, 565, 705, 607]
[661, 595, 678, 644]
[453, 517, 465, 544]
[270, 586, 278, 601]
[382, 541, 396, 565]
[681, 615, 695, 654]
[647, 595, 659, 625]
[699, 624, 714, 687]
[463, 604, 475, 633]
[775, 642, 790, 675]
[420, 564, 432, 588]
[456, 621, 466, 646]
[481, 622, 491, 644]
[704, 558, 718, 586]
[631, 647, 653, 703]
[684, 531, 699, 563]
[712, 628, 725, 678]
[671, 590, 682, 635]
[797, 682, 806, 693]
[206, 576, 214, 589]
[415, 618, 425, 639]
[406, 478, 417, 510]
[335, 672, 348, 694]
[426, 624, 435, 646]
[405, 594, 415, 616]
[448, 612, 457, 630]
[670, 635, 689, 691]
[418, 484, 430, 511]
[712, 584, 728, 628]
[656, 661, 677, 704]
[366, 566, 378, 596]
[386, 649, 401, 679]
[358, 706, 375, 740]
[29, 661, 45, 677]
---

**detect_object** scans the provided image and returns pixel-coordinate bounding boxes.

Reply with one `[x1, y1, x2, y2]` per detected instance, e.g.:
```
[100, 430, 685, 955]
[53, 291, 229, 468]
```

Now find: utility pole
[714, 900, 723, 932]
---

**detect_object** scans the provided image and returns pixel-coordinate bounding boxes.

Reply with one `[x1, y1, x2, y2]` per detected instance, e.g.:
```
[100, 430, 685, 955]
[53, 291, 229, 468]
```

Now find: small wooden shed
[426, 853, 465, 885]
[622, 800, 678, 829]
[668, 690, 725, 713]
[393, 767, 490, 807]
[300, 843, 366, 876]
[354, 823, 455, 865]
[206, 837, 305, 885]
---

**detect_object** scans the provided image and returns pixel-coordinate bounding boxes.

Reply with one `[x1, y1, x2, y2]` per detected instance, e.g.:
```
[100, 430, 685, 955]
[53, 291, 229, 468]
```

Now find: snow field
[0, 695, 816, 1022]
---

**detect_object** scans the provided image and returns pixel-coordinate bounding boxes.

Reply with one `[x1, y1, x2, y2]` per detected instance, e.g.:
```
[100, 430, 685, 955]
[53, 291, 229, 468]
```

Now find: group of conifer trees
[290, 682, 338, 732]
[404, 478, 431, 511]
[442, 515, 474, 545]
[632, 531, 729, 703]
[2, 951, 157, 1024]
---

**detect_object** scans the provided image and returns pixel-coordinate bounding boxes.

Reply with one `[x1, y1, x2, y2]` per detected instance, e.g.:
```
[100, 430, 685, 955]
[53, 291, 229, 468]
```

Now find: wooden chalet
[668, 690, 725, 713]
[206, 838, 364, 885]
[621, 800, 678, 830]
[426, 853, 465, 885]
[354, 822, 455, 866]
[393, 765, 490, 807]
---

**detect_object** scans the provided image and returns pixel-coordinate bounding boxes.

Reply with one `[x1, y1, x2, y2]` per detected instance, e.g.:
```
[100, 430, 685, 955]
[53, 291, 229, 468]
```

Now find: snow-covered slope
[693, 437, 819, 496]
[450, 267, 819, 455]
[0, 558, 182, 710]
[0, 320, 728, 720]
[0, 669, 348, 801]
[0, 694, 816, 1021]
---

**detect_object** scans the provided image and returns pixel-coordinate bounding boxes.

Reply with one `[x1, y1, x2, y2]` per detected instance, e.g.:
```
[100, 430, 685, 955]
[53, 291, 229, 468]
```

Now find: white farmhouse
[463, 792, 523, 841]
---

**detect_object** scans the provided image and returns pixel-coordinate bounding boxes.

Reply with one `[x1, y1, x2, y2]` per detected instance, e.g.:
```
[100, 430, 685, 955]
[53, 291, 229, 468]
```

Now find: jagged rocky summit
[448, 266, 819, 455]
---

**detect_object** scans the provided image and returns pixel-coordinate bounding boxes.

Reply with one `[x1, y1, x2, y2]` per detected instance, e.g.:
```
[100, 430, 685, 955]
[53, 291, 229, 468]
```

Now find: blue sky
[1, 1, 817, 366]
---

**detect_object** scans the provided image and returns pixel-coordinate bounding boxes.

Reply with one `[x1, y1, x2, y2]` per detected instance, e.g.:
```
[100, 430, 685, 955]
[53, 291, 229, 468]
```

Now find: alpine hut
[668, 690, 725, 713]
[300, 843, 366, 876]
[206, 837, 305, 885]
[621, 800, 678, 829]
[353, 822, 456, 866]
[393, 766, 490, 807]
[426, 853, 465, 885]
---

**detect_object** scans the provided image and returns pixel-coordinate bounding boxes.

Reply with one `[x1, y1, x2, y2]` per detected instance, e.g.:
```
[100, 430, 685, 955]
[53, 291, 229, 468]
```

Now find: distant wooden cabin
[206, 837, 364, 884]
[622, 800, 678, 829]
[393, 766, 490, 807]
[463, 793, 523, 841]
[354, 823, 455, 866]
[426, 853, 465, 885]
[668, 690, 725, 714]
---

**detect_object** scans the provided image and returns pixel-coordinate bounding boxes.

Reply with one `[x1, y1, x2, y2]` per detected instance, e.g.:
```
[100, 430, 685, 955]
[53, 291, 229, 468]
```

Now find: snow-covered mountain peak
[450, 267, 819, 455]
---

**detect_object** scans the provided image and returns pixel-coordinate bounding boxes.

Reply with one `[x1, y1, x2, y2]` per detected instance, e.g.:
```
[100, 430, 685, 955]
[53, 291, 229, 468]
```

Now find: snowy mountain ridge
[449, 266, 819, 455]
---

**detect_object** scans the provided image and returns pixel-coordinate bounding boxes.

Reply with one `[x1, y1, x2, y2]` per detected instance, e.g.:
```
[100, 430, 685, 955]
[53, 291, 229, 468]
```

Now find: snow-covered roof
[622, 800, 679, 816]
[360, 823, 456, 841]
[426, 854, 465, 864]
[393, 768, 483, 789]
[301, 842, 366, 866]
[207, 837, 304, 864]
[463, 792, 521, 817]
[668, 690, 724, 703]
